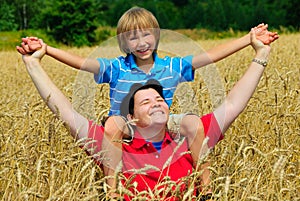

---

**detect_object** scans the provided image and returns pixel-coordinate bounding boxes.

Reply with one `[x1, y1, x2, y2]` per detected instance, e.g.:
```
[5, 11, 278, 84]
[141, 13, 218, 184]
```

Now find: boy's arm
[192, 23, 278, 69]
[17, 37, 100, 74]
[22, 40, 89, 140]
[213, 28, 271, 134]
[46, 45, 100, 74]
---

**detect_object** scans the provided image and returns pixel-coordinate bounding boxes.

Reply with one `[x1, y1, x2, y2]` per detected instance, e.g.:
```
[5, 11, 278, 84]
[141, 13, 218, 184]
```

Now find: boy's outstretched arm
[192, 23, 278, 69]
[213, 28, 271, 133]
[21, 40, 89, 140]
[17, 37, 100, 74]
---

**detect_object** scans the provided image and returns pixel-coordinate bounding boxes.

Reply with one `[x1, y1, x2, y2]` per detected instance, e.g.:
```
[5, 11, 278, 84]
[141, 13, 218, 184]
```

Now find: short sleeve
[94, 58, 114, 84]
[200, 113, 223, 148]
[83, 121, 104, 164]
[170, 55, 194, 82]
[181, 55, 194, 82]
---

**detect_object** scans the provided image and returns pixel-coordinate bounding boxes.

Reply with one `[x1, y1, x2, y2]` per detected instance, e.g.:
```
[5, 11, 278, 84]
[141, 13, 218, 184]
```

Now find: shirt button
[147, 143, 150, 146]
[155, 155, 159, 158]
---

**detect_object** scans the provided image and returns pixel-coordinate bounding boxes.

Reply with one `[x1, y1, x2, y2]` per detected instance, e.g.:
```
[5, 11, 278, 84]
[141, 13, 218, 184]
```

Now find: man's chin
[150, 115, 168, 125]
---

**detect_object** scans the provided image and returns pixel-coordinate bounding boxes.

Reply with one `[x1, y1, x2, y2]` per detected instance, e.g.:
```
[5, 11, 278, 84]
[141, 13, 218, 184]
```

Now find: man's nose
[152, 101, 161, 108]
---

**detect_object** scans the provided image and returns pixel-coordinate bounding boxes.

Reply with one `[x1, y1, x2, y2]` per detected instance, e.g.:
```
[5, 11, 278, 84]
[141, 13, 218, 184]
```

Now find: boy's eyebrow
[128, 29, 151, 35]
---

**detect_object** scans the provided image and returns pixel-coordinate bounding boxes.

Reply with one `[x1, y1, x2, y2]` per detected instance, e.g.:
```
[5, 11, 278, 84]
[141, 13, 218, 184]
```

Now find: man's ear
[127, 114, 137, 126]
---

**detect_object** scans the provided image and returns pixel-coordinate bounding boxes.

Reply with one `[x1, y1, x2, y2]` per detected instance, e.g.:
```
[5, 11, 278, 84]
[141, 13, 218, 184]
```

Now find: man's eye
[141, 100, 149, 105]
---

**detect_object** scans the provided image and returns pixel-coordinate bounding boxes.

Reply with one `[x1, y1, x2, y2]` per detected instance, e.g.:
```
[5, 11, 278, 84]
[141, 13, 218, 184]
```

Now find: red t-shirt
[85, 113, 223, 200]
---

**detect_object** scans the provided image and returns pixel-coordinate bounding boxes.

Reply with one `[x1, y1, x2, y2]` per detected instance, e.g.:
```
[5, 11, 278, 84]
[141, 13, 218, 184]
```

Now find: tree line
[1, 0, 299, 46]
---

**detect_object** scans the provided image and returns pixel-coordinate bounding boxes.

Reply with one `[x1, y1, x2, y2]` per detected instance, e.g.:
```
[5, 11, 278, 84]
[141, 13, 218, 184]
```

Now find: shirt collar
[126, 53, 165, 73]
[130, 130, 172, 150]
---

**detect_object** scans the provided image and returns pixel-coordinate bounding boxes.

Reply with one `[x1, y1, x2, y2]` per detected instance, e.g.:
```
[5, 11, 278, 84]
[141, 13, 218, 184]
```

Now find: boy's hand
[16, 37, 43, 55]
[253, 23, 279, 45]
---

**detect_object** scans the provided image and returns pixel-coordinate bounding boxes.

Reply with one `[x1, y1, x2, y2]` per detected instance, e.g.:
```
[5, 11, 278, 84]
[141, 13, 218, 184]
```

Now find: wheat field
[0, 33, 299, 200]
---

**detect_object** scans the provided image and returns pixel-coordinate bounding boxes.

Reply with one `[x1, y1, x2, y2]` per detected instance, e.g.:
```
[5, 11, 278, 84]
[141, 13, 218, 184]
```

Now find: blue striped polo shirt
[94, 53, 194, 115]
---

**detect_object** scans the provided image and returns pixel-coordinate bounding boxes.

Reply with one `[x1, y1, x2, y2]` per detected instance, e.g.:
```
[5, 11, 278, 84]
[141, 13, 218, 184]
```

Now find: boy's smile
[126, 29, 156, 68]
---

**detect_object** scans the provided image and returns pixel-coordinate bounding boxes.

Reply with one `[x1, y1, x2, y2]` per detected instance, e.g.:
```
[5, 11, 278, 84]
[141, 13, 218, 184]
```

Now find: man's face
[131, 88, 169, 128]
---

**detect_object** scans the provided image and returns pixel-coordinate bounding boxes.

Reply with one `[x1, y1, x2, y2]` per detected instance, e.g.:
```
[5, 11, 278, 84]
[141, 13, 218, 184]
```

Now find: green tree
[181, 0, 206, 29]
[286, 0, 300, 29]
[204, 0, 227, 31]
[7, 0, 45, 30]
[39, 0, 100, 46]
[0, 1, 18, 31]
[144, 0, 184, 29]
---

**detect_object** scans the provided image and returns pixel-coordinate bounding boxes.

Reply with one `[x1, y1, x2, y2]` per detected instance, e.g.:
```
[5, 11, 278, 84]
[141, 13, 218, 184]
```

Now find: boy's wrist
[45, 45, 48, 55]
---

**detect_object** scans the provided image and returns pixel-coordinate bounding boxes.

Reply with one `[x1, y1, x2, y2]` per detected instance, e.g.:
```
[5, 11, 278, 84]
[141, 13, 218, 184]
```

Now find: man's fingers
[16, 46, 27, 55]
[28, 41, 42, 51]
[256, 23, 264, 28]
[21, 43, 32, 53]
[27, 36, 39, 41]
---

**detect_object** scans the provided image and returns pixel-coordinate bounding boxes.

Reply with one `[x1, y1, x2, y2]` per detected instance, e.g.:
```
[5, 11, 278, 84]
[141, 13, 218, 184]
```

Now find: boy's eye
[129, 36, 137, 41]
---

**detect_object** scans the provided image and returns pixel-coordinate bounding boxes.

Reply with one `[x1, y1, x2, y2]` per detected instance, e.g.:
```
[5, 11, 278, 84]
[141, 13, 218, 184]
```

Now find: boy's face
[126, 29, 156, 65]
[130, 88, 169, 128]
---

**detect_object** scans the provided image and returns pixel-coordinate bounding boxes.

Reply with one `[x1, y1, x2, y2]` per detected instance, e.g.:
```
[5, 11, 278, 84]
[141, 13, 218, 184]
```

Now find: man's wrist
[252, 58, 268, 67]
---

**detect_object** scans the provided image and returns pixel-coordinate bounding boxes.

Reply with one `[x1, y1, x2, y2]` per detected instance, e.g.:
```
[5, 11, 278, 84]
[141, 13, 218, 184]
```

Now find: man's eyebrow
[138, 97, 150, 104]
[138, 95, 161, 103]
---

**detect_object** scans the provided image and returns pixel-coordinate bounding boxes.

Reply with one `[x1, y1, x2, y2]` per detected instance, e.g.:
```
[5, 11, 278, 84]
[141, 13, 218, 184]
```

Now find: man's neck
[136, 125, 166, 142]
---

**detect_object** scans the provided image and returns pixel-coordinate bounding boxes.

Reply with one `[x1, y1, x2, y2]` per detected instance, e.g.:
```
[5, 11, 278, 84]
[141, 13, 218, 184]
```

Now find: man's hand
[22, 39, 46, 65]
[16, 37, 42, 55]
[254, 23, 279, 45]
[251, 28, 271, 59]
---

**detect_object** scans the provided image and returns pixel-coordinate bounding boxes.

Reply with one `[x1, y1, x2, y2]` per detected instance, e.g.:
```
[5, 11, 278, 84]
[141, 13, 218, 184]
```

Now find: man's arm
[213, 28, 272, 133]
[192, 23, 278, 69]
[22, 40, 89, 139]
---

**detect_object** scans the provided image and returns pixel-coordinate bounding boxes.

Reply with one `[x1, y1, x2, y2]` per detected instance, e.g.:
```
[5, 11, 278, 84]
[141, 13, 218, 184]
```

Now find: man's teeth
[151, 111, 163, 115]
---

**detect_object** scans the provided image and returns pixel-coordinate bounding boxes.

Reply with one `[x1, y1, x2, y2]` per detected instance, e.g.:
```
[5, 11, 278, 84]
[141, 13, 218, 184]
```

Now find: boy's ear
[127, 114, 137, 126]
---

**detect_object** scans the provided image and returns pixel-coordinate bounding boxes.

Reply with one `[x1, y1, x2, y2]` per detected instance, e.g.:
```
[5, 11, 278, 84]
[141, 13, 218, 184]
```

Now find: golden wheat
[0, 33, 299, 200]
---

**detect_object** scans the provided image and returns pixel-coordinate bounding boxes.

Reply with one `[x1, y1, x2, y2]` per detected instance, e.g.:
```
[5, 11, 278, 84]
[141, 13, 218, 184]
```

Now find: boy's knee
[104, 116, 126, 138]
[180, 114, 202, 137]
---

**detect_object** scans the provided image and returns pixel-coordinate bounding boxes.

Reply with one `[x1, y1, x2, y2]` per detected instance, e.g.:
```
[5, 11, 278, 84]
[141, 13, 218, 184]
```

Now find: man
[21, 28, 272, 200]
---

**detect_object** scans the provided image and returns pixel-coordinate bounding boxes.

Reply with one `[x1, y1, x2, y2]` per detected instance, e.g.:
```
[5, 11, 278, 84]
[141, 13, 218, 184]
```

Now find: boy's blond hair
[117, 7, 160, 53]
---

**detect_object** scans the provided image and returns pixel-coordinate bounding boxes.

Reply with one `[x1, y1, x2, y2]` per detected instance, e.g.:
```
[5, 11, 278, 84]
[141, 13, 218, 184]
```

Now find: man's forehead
[134, 88, 160, 99]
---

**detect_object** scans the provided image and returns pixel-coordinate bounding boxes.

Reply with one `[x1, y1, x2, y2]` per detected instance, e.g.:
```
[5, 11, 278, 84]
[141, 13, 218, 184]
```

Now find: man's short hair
[120, 79, 164, 117]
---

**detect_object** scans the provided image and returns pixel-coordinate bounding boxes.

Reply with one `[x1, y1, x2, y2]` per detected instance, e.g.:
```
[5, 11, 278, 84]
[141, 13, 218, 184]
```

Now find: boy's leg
[174, 114, 209, 162]
[102, 115, 129, 195]
[168, 114, 212, 194]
